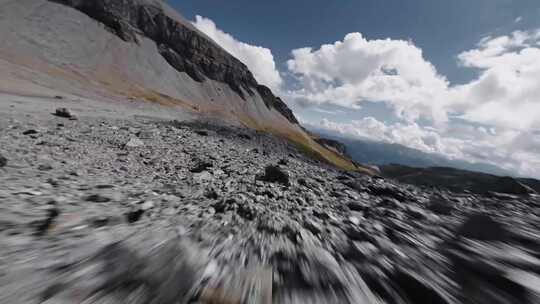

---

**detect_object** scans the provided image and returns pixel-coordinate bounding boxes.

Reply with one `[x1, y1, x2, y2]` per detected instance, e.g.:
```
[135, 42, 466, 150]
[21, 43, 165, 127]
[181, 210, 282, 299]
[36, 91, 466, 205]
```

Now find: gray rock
[38, 164, 53, 171]
[162, 208, 176, 216]
[348, 216, 361, 226]
[140, 200, 155, 211]
[428, 199, 454, 215]
[125, 137, 144, 148]
[457, 213, 509, 241]
[0, 154, 7, 167]
[190, 160, 213, 173]
[136, 129, 158, 139]
[193, 171, 213, 182]
[126, 209, 145, 223]
[53, 108, 77, 120]
[22, 129, 39, 135]
[84, 194, 111, 203]
[304, 218, 323, 235]
[33, 203, 60, 236]
[260, 165, 290, 186]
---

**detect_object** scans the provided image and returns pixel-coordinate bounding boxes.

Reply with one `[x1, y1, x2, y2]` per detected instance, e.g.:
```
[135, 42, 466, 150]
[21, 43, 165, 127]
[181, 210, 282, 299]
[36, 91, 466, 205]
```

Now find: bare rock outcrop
[49, 0, 299, 124]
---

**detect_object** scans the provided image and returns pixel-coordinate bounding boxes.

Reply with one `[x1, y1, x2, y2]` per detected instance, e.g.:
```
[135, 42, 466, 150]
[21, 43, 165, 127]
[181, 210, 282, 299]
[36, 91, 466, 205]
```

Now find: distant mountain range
[309, 127, 540, 195]
[310, 127, 517, 177]
[380, 164, 540, 195]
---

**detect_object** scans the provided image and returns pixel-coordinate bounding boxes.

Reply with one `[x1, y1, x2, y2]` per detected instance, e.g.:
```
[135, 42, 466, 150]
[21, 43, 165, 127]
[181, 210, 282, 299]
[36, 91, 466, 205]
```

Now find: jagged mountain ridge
[0, 0, 357, 170]
[12, 0, 295, 123]
[49, 0, 297, 124]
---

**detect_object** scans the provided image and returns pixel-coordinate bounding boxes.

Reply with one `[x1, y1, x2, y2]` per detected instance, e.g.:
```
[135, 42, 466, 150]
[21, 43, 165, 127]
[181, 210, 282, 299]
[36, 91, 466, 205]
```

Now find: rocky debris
[303, 218, 323, 235]
[259, 165, 290, 186]
[195, 130, 209, 136]
[1, 114, 539, 304]
[125, 137, 144, 148]
[201, 267, 273, 304]
[126, 209, 145, 223]
[52, 107, 77, 120]
[0, 154, 6, 167]
[38, 164, 53, 171]
[125, 201, 155, 224]
[39, 235, 210, 304]
[33, 202, 60, 236]
[84, 194, 111, 203]
[193, 171, 214, 183]
[428, 198, 455, 215]
[136, 129, 158, 139]
[238, 133, 252, 140]
[190, 160, 213, 173]
[457, 213, 509, 241]
[22, 129, 39, 135]
[367, 182, 411, 202]
[140, 200, 155, 211]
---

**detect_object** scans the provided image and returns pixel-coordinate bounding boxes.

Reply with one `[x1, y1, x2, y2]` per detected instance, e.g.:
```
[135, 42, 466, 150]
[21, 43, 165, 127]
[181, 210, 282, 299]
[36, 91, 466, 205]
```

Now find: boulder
[190, 161, 213, 173]
[125, 137, 144, 148]
[457, 214, 509, 241]
[428, 199, 454, 215]
[0, 154, 7, 168]
[53, 108, 77, 120]
[22, 129, 39, 135]
[260, 165, 290, 186]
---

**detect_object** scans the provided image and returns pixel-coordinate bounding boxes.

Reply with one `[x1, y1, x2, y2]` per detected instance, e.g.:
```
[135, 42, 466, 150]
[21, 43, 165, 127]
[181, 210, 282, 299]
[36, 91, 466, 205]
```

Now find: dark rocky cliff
[256, 85, 299, 124]
[49, 0, 299, 124]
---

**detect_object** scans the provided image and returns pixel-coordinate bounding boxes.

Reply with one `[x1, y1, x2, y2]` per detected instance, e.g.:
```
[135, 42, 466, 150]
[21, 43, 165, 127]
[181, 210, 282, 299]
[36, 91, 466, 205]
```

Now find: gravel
[1, 106, 539, 304]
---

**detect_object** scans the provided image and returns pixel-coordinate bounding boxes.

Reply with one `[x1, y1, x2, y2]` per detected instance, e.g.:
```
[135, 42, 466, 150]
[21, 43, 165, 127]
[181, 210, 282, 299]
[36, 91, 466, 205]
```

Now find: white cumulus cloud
[189, 19, 540, 177]
[287, 30, 540, 130]
[287, 33, 451, 124]
[318, 117, 457, 157]
[193, 16, 283, 91]
[316, 117, 540, 178]
[453, 29, 540, 130]
[288, 30, 540, 177]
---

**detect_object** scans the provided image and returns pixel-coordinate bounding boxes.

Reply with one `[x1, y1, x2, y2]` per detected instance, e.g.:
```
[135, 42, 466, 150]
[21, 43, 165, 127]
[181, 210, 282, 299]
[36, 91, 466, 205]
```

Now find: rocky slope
[1, 1, 539, 303]
[1, 97, 540, 303]
[314, 137, 350, 158]
[0, 0, 354, 170]
[49, 0, 280, 110]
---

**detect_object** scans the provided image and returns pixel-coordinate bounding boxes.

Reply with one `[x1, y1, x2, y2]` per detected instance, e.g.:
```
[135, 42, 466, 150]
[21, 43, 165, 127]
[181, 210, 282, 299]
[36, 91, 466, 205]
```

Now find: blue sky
[175, 0, 539, 83]
[172, 0, 540, 178]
